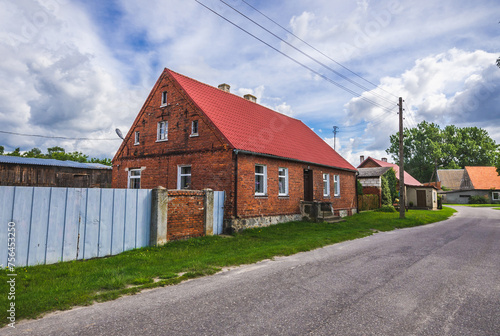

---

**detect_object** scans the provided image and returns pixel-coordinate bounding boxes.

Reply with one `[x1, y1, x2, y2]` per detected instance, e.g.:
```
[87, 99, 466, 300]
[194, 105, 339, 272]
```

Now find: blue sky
[1, 0, 499, 167]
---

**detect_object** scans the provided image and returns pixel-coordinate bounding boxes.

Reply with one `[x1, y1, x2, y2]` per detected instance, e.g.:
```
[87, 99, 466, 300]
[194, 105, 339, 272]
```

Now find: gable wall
[359, 160, 379, 168]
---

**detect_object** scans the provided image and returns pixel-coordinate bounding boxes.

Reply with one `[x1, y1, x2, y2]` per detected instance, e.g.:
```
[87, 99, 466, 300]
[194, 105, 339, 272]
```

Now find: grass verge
[0, 207, 456, 327]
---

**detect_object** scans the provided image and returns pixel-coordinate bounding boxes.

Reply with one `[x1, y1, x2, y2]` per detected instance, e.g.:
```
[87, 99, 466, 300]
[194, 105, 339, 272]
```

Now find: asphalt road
[3, 206, 500, 335]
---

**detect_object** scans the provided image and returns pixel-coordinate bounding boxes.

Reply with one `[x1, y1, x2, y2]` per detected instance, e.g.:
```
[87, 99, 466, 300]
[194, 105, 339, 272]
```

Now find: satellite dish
[115, 128, 124, 140]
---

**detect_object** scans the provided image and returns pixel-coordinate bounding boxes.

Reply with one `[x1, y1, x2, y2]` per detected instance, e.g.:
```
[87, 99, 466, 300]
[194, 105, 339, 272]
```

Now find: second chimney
[360, 155, 365, 164]
[218, 83, 230, 93]
[244, 94, 257, 103]
[381, 157, 387, 162]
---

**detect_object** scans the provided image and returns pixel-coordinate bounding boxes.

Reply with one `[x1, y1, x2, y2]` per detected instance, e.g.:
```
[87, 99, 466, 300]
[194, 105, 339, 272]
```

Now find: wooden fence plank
[12, 187, 34, 267]
[76, 188, 88, 260]
[83, 189, 101, 260]
[111, 189, 126, 255]
[62, 188, 82, 262]
[28, 188, 51, 266]
[98, 189, 114, 257]
[136, 189, 151, 248]
[45, 188, 68, 264]
[0, 186, 15, 268]
[124, 189, 138, 250]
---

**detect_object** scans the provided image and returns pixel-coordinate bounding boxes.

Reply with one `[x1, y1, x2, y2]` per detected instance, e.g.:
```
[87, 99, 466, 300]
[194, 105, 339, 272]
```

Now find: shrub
[381, 176, 392, 206]
[375, 205, 396, 212]
[437, 195, 443, 209]
[469, 195, 489, 204]
[357, 180, 364, 195]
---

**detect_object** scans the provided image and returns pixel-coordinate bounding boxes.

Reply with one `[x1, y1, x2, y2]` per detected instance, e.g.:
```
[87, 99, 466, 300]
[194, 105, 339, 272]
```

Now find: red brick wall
[359, 160, 379, 168]
[236, 153, 357, 218]
[167, 190, 205, 240]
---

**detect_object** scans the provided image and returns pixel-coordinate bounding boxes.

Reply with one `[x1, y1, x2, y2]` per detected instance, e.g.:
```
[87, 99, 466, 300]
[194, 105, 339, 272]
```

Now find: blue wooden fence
[0, 186, 152, 267]
[213, 191, 225, 235]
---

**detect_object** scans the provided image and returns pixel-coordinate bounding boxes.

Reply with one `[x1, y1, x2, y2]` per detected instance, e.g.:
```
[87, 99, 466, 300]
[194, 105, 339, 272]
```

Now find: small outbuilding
[0, 155, 112, 188]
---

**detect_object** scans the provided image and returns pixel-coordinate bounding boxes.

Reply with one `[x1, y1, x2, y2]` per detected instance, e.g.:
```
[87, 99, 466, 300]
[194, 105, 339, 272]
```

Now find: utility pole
[398, 97, 405, 219]
[333, 126, 339, 150]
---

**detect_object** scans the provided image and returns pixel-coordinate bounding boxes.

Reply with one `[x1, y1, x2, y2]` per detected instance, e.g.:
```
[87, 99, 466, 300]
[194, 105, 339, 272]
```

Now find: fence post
[204, 189, 214, 236]
[150, 187, 168, 246]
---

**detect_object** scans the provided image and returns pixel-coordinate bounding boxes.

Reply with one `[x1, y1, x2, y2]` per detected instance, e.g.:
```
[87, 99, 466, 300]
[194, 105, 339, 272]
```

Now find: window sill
[189, 134, 199, 137]
[278, 195, 289, 199]
[160, 104, 169, 107]
[255, 194, 268, 198]
[156, 139, 168, 142]
[134, 143, 140, 146]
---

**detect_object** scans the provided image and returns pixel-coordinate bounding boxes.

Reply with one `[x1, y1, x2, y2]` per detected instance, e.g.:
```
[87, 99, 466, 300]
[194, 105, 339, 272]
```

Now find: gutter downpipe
[355, 170, 359, 214]
[234, 150, 239, 219]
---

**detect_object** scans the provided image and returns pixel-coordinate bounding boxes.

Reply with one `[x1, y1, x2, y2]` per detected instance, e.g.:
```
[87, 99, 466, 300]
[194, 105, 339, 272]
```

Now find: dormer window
[190, 120, 199, 137]
[161, 91, 168, 106]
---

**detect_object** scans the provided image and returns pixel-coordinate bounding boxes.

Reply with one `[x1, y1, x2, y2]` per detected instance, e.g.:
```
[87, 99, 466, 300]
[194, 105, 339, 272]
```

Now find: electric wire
[0, 130, 120, 141]
[194, 0, 395, 113]
[239, 0, 399, 100]
[219, 0, 396, 107]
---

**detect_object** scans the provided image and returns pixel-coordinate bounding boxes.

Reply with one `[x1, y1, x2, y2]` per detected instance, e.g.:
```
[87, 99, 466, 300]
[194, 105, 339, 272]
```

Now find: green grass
[444, 204, 499, 207]
[494, 208, 500, 210]
[0, 207, 456, 327]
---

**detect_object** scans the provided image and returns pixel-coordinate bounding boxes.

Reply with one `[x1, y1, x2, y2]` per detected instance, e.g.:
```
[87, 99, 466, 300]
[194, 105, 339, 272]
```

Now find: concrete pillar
[150, 187, 168, 246]
[204, 189, 214, 235]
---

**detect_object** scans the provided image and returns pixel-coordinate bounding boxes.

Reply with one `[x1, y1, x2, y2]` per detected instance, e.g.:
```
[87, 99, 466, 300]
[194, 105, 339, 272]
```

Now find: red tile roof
[465, 166, 500, 189]
[358, 157, 422, 186]
[167, 69, 356, 171]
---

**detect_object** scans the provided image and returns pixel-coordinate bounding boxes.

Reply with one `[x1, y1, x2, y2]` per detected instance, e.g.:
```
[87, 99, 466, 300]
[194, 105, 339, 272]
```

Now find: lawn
[0, 207, 456, 327]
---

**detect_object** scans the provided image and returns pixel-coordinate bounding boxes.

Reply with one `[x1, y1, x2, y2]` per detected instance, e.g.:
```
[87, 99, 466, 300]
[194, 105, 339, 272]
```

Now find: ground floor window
[492, 191, 500, 201]
[178, 165, 192, 189]
[334, 175, 340, 196]
[255, 164, 267, 195]
[323, 173, 330, 197]
[128, 169, 141, 189]
[279, 167, 288, 196]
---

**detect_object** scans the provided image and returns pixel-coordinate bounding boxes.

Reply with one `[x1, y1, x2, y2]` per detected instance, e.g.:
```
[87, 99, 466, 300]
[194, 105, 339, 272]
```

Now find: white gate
[213, 191, 225, 235]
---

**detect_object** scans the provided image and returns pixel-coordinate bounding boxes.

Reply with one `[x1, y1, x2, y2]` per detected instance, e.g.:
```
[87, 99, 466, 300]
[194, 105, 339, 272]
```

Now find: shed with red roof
[112, 68, 358, 231]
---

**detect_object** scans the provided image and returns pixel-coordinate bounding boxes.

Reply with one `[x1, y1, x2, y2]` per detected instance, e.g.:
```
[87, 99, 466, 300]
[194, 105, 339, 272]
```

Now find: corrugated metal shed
[0, 155, 111, 170]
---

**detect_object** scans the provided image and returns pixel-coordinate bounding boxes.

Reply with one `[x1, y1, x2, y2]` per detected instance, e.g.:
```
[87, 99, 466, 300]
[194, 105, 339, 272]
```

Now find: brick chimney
[381, 157, 387, 162]
[360, 155, 365, 164]
[243, 94, 257, 103]
[218, 83, 230, 93]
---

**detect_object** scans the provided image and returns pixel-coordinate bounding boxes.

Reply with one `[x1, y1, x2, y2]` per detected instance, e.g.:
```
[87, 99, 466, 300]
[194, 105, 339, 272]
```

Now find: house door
[303, 169, 314, 201]
[417, 190, 426, 208]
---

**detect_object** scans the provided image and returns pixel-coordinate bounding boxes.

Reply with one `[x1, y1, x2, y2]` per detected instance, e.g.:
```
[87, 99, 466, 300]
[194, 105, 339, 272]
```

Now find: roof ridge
[165, 68, 302, 123]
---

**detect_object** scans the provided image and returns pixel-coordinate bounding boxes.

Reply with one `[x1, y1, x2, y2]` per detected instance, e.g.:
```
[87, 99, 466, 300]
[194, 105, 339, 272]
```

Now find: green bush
[375, 205, 397, 212]
[381, 176, 392, 206]
[437, 195, 443, 209]
[469, 195, 489, 204]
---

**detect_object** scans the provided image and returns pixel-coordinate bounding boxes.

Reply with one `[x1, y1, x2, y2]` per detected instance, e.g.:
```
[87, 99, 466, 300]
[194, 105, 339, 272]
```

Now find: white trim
[177, 165, 192, 189]
[323, 173, 330, 197]
[255, 164, 267, 196]
[492, 191, 500, 201]
[278, 167, 289, 196]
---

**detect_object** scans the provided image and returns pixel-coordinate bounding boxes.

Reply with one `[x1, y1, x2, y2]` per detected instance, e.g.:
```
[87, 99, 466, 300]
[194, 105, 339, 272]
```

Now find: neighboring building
[436, 169, 464, 190]
[0, 155, 112, 188]
[441, 166, 500, 204]
[112, 68, 358, 231]
[357, 156, 437, 209]
[357, 167, 391, 207]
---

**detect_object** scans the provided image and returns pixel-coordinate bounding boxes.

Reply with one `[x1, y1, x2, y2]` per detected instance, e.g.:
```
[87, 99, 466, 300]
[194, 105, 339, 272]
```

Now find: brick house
[112, 68, 358, 231]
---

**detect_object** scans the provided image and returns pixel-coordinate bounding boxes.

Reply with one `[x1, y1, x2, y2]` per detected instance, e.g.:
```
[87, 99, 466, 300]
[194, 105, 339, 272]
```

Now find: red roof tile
[167, 69, 355, 171]
[358, 157, 422, 186]
[465, 166, 500, 189]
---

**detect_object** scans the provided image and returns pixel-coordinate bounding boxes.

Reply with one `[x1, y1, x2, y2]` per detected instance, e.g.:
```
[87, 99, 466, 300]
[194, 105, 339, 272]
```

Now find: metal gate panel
[213, 191, 225, 235]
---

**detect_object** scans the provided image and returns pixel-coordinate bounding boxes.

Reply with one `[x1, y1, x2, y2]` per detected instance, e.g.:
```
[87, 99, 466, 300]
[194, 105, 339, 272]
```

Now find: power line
[194, 0, 395, 113]
[0, 130, 120, 141]
[219, 0, 396, 106]
[239, 0, 399, 100]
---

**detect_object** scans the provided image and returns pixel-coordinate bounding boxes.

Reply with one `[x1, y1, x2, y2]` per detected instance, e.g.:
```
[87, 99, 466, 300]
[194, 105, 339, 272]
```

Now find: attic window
[161, 91, 168, 106]
[134, 131, 140, 145]
[190, 120, 199, 137]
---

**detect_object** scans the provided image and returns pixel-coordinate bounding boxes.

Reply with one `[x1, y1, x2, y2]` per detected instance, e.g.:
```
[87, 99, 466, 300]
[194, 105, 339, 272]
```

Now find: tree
[23, 147, 43, 158]
[387, 122, 500, 182]
[384, 168, 398, 203]
[0, 146, 3, 155]
[357, 179, 363, 195]
[0, 146, 112, 166]
[6, 148, 21, 156]
[381, 175, 392, 206]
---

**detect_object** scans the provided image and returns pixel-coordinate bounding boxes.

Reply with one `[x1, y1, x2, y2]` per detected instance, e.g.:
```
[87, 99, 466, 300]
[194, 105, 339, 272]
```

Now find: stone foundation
[227, 214, 303, 232]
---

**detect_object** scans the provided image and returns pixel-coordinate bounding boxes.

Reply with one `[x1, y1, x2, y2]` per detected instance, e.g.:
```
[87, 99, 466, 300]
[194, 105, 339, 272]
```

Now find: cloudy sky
[1, 0, 499, 166]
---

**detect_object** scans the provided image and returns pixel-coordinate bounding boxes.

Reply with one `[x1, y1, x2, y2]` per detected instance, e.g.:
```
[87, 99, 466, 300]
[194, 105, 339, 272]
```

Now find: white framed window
[492, 191, 500, 201]
[190, 120, 199, 137]
[161, 91, 168, 106]
[334, 175, 340, 196]
[134, 131, 140, 145]
[177, 165, 192, 189]
[157, 121, 168, 141]
[255, 164, 267, 196]
[278, 168, 289, 196]
[323, 173, 330, 197]
[128, 169, 141, 189]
